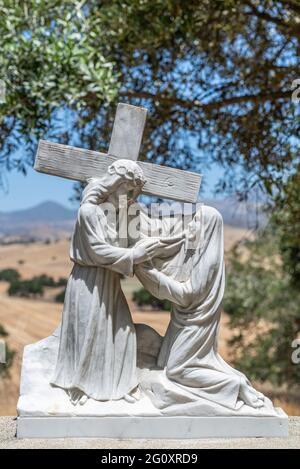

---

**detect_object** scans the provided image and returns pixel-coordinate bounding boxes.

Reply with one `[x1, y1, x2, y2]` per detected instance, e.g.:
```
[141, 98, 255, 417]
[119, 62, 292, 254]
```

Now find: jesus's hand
[132, 238, 162, 264]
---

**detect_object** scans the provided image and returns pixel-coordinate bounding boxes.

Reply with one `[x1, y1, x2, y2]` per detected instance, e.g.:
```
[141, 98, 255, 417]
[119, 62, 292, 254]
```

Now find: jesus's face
[106, 181, 137, 207]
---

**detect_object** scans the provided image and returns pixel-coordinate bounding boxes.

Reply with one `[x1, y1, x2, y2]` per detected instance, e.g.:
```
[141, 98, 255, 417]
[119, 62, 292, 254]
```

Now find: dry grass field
[1, 225, 298, 416]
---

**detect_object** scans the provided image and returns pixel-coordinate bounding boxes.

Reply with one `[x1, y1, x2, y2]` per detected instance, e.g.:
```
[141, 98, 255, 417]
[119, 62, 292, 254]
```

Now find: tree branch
[279, 0, 300, 16]
[243, 0, 300, 31]
[119, 89, 292, 112]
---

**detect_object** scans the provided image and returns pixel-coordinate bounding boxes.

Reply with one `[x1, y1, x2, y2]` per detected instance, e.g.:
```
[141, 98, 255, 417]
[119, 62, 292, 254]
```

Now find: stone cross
[34, 103, 202, 203]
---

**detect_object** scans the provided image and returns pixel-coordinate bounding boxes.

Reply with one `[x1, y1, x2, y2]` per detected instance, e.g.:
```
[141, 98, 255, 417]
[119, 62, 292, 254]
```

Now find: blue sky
[0, 161, 224, 212]
[0, 168, 75, 211]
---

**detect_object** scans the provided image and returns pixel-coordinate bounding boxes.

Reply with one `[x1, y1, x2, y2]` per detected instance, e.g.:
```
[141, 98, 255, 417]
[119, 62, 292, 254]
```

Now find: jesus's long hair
[80, 159, 146, 206]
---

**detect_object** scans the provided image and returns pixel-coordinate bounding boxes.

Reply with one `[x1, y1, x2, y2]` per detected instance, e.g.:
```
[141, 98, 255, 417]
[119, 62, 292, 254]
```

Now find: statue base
[17, 412, 288, 439]
[17, 327, 288, 439]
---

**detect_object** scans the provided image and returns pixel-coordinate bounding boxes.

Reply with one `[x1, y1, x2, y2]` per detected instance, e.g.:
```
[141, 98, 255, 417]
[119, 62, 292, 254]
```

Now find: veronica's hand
[132, 238, 162, 264]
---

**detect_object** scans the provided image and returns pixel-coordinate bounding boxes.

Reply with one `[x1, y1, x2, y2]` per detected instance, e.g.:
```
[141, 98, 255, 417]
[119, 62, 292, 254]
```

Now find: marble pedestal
[17, 412, 288, 439]
[17, 326, 288, 439]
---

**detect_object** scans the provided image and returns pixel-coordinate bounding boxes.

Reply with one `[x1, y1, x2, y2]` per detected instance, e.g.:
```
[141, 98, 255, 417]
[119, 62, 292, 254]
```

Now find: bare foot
[68, 388, 88, 406]
[124, 386, 141, 403]
[79, 394, 89, 406]
[124, 393, 136, 403]
[251, 387, 265, 402]
[239, 379, 264, 408]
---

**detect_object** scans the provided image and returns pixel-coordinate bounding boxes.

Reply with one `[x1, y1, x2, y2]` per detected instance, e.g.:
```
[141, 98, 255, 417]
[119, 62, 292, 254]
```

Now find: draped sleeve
[70, 203, 134, 277]
[135, 265, 192, 308]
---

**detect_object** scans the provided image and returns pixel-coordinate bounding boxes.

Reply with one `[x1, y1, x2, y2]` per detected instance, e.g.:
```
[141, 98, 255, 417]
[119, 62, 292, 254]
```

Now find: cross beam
[108, 103, 147, 160]
[34, 104, 202, 203]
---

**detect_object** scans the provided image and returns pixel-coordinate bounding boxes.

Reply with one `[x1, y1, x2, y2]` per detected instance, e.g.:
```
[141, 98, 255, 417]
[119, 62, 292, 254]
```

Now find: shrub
[3, 271, 68, 299]
[0, 324, 15, 377]
[31, 274, 68, 288]
[0, 268, 20, 283]
[224, 229, 300, 386]
[55, 288, 66, 303]
[0, 324, 8, 337]
[33, 274, 56, 287]
[132, 288, 171, 311]
[8, 279, 44, 297]
[224, 171, 300, 387]
[56, 277, 68, 287]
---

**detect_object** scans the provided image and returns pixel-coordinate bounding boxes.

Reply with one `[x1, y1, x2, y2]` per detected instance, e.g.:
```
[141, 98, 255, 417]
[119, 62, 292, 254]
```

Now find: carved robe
[51, 202, 137, 400]
[135, 205, 249, 410]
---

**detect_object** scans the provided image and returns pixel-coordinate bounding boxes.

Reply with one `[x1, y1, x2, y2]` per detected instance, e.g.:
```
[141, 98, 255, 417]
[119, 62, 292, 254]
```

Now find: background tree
[224, 167, 300, 386]
[0, 324, 15, 378]
[0, 0, 299, 198]
[0, 0, 299, 386]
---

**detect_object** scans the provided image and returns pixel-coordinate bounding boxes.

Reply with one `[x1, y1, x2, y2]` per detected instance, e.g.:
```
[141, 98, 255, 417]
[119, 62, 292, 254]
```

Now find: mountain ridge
[0, 199, 263, 240]
[0, 201, 77, 223]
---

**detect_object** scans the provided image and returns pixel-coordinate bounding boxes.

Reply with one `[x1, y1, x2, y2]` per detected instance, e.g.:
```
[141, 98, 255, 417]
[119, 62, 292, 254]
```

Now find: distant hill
[0, 198, 264, 242]
[0, 201, 77, 241]
[0, 201, 77, 224]
[204, 198, 265, 229]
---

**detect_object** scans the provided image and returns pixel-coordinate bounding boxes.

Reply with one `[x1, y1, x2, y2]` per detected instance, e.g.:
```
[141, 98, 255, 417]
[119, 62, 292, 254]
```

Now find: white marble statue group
[49, 158, 266, 413]
[18, 105, 281, 427]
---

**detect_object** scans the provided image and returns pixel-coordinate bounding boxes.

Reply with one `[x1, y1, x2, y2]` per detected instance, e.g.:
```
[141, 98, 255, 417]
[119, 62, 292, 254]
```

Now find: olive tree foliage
[224, 237, 300, 386]
[224, 166, 300, 386]
[0, 0, 299, 198]
[0, 324, 15, 377]
[0, 0, 118, 176]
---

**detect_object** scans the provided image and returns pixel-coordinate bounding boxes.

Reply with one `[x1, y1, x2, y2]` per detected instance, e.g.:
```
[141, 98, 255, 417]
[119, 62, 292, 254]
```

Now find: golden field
[0, 226, 298, 416]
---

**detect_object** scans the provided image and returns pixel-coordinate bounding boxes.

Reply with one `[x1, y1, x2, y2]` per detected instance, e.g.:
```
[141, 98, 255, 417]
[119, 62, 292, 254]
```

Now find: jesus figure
[51, 160, 162, 405]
